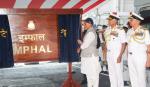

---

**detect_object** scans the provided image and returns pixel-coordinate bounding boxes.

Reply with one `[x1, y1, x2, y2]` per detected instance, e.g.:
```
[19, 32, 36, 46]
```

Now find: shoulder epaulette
[140, 26, 148, 30]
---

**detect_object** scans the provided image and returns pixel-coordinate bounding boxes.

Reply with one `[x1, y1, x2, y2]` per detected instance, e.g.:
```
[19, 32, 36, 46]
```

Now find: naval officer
[127, 12, 150, 87]
[104, 13, 126, 87]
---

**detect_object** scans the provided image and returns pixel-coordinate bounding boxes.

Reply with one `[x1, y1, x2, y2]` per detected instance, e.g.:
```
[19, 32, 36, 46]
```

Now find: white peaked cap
[129, 12, 144, 21]
[107, 12, 120, 20]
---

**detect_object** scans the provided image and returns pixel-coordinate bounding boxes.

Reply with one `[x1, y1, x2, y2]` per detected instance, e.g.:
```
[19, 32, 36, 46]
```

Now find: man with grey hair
[77, 18, 101, 87]
[127, 12, 150, 87]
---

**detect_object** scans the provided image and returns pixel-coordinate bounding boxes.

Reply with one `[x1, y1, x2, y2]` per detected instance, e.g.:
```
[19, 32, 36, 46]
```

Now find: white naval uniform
[127, 26, 150, 87]
[98, 32, 105, 61]
[104, 26, 126, 87]
[80, 28, 101, 87]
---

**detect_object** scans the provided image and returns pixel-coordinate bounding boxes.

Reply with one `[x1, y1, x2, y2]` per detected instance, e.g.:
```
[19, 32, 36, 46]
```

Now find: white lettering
[39, 45, 46, 53]
[13, 45, 52, 55]
[13, 44, 23, 54]
[31, 45, 38, 53]
[23, 46, 30, 54]
[47, 45, 52, 52]
[17, 34, 45, 42]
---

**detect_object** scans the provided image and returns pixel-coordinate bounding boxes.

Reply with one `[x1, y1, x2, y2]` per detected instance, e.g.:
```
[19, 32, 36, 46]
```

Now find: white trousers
[81, 55, 101, 87]
[86, 74, 99, 87]
[107, 53, 124, 87]
[128, 52, 146, 87]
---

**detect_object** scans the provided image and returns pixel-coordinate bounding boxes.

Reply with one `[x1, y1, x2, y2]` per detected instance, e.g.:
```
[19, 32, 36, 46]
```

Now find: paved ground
[0, 62, 110, 87]
[2, 61, 149, 87]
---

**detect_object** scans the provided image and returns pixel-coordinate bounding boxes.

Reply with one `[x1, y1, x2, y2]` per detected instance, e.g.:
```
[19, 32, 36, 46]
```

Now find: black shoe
[81, 79, 87, 84]
[72, 71, 76, 74]
[81, 74, 87, 84]
[124, 81, 130, 86]
[103, 71, 109, 74]
[100, 71, 105, 74]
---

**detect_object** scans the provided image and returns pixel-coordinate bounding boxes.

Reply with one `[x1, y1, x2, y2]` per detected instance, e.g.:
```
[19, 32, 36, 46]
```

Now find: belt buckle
[129, 52, 132, 55]
[107, 50, 111, 52]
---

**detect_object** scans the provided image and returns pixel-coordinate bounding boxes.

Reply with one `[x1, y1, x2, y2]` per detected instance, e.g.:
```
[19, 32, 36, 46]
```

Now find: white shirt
[104, 26, 126, 53]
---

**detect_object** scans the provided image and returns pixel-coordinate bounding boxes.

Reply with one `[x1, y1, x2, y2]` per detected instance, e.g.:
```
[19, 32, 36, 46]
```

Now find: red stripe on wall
[28, 0, 45, 8]
[72, 0, 89, 8]
[52, 0, 70, 8]
[83, 0, 105, 13]
[0, 0, 16, 8]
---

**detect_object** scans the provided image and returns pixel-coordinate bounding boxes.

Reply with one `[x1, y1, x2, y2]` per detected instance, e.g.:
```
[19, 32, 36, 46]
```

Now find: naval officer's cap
[107, 12, 120, 20]
[129, 12, 144, 21]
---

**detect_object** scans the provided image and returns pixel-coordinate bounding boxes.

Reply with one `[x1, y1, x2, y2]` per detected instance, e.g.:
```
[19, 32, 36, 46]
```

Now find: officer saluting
[104, 13, 126, 87]
[127, 12, 150, 87]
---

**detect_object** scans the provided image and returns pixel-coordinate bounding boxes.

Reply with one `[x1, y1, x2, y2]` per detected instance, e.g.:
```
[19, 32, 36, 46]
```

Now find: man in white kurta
[127, 12, 150, 87]
[78, 18, 101, 87]
[104, 13, 126, 87]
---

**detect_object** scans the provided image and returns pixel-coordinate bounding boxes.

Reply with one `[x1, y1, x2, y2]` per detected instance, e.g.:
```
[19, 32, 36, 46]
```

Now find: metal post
[62, 62, 80, 87]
